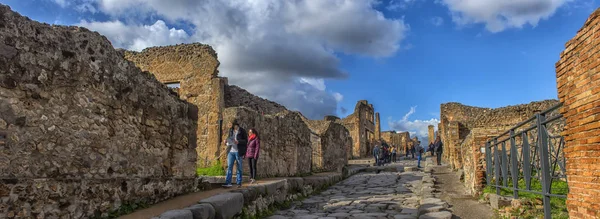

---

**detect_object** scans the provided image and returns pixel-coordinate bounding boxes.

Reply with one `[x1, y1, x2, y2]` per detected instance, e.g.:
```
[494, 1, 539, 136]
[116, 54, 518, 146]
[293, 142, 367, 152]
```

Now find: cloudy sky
[3, 0, 597, 144]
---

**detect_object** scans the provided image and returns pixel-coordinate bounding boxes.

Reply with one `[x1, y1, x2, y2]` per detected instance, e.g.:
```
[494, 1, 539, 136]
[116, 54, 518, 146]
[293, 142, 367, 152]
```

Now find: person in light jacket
[245, 128, 260, 184]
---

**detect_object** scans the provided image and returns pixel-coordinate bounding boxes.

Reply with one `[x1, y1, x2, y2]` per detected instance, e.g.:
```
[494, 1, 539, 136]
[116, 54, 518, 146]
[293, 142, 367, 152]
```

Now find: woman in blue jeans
[222, 120, 247, 188]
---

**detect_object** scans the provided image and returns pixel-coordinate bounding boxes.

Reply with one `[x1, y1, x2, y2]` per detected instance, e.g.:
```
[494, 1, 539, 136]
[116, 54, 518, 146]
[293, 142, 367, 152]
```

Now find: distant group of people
[374, 135, 444, 168]
[372, 143, 399, 166]
[221, 120, 261, 188]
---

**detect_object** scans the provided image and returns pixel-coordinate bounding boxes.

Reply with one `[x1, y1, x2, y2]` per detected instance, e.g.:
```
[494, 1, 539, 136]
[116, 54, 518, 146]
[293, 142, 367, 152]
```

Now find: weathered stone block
[488, 194, 511, 209]
[158, 210, 194, 219]
[419, 211, 452, 219]
[199, 192, 244, 219]
[185, 204, 215, 219]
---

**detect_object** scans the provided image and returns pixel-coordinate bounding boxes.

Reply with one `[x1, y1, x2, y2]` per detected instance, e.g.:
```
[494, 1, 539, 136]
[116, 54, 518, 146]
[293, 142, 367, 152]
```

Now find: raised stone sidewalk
[122, 158, 455, 219]
[119, 165, 367, 219]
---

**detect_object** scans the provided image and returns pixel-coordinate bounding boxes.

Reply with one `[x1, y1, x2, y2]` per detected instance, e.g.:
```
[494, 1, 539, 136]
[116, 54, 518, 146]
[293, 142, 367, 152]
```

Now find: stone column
[428, 125, 434, 144]
[556, 8, 600, 219]
[375, 112, 381, 141]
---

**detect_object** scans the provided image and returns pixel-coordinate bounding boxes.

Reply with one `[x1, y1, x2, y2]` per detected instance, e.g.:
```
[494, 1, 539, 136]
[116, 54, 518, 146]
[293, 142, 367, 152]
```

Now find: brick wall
[555, 8, 600, 219]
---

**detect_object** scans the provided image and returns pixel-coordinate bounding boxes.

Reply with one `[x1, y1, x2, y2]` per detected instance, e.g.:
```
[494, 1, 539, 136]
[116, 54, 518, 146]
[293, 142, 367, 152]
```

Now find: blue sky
[2, 0, 598, 141]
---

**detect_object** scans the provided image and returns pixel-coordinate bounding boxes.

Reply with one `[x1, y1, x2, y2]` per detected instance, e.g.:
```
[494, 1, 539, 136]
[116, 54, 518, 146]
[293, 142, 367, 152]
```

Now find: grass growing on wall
[196, 161, 226, 176]
[483, 177, 568, 219]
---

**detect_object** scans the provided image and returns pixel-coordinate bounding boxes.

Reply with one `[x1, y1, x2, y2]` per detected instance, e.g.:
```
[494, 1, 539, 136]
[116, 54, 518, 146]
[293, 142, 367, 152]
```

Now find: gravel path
[430, 164, 494, 219]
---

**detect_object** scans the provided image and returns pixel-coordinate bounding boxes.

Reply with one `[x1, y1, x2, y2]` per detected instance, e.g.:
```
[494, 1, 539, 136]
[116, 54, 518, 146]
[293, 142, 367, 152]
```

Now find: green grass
[196, 161, 226, 176]
[483, 177, 569, 219]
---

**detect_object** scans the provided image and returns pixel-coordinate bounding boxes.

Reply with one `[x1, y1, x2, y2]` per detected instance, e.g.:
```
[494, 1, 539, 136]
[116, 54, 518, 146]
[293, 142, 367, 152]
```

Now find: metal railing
[484, 103, 567, 219]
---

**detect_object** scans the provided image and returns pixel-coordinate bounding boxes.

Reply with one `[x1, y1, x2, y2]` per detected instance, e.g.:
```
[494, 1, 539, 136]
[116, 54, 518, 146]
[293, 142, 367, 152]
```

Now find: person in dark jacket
[245, 128, 260, 184]
[428, 142, 435, 156]
[222, 119, 248, 188]
[373, 144, 380, 166]
[434, 136, 443, 165]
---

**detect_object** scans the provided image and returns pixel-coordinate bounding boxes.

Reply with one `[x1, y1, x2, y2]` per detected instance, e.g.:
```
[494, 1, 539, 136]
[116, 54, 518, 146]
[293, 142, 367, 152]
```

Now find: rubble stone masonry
[341, 100, 376, 158]
[302, 116, 351, 173]
[221, 107, 312, 178]
[555, 8, 600, 219]
[124, 43, 224, 168]
[440, 100, 561, 194]
[0, 5, 198, 218]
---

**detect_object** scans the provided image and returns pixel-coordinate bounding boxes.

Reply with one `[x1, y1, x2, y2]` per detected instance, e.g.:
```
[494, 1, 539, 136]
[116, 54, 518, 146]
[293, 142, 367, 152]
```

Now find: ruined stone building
[125, 44, 319, 178]
[381, 131, 402, 148]
[439, 100, 562, 194]
[302, 116, 352, 173]
[341, 100, 380, 158]
[0, 5, 198, 218]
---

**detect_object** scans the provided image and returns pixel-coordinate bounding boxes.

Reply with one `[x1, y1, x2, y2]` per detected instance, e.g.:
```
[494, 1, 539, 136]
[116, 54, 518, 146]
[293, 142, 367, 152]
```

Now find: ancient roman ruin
[2, 3, 600, 219]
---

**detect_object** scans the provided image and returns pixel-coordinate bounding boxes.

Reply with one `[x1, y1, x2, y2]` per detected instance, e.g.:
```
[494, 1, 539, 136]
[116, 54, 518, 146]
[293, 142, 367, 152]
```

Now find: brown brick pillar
[556, 8, 600, 219]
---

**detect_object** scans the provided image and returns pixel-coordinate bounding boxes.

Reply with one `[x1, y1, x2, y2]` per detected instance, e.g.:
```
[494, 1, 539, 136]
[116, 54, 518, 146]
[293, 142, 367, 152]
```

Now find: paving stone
[184, 204, 215, 219]
[199, 192, 243, 219]
[394, 215, 417, 219]
[418, 211, 452, 219]
[158, 210, 193, 219]
[418, 204, 446, 214]
[267, 216, 291, 219]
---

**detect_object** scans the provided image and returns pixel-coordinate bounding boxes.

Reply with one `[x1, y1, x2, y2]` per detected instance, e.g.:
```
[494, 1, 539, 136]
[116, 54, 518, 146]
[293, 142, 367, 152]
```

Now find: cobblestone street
[268, 159, 454, 219]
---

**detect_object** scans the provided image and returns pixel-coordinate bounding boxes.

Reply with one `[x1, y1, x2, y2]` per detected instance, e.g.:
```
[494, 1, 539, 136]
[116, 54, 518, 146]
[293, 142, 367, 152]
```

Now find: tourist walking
[434, 136, 443, 165]
[410, 145, 415, 159]
[373, 144, 380, 166]
[405, 145, 409, 158]
[417, 143, 424, 168]
[222, 120, 248, 188]
[391, 146, 397, 162]
[245, 128, 260, 184]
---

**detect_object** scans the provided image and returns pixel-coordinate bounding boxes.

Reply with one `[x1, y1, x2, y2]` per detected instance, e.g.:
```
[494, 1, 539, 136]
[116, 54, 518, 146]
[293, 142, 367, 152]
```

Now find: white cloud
[75, 0, 407, 119]
[431, 16, 444, 26]
[332, 92, 344, 103]
[388, 106, 440, 145]
[299, 78, 326, 91]
[387, 0, 421, 11]
[52, 0, 68, 7]
[78, 20, 191, 52]
[438, 0, 570, 32]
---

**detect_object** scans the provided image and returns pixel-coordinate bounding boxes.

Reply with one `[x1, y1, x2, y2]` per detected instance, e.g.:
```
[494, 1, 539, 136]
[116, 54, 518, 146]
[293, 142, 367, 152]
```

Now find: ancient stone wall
[341, 100, 376, 158]
[399, 132, 410, 153]
[0, 5, 198, 218]
[381, 131, 403, 149]
[555, 8, 600, 218]
[302, 117, 351, 173]
[221, 107, 312, 177]
[224, 85, 287, 115]
[124, 43, 224, 168]
[440, 100, 560, 169]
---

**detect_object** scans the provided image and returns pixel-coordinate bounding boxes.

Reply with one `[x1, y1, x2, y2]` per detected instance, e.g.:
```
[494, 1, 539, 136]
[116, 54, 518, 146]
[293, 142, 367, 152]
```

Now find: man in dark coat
[222, 119, 248, 188]
[433, 136, 443, 165]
